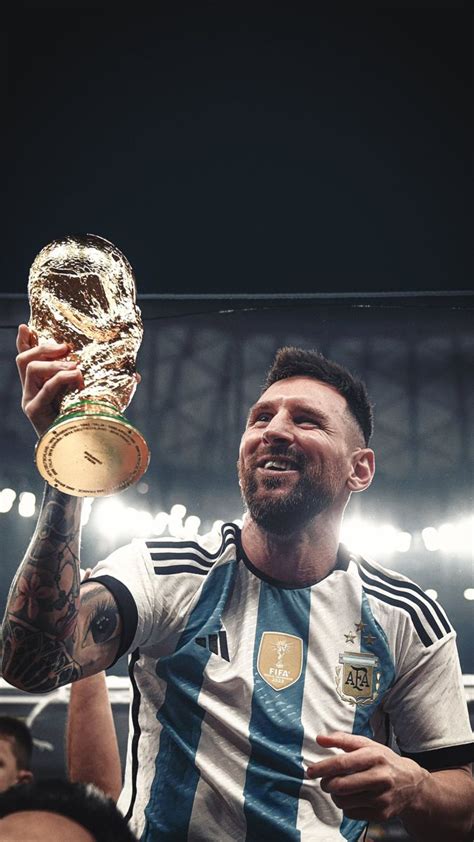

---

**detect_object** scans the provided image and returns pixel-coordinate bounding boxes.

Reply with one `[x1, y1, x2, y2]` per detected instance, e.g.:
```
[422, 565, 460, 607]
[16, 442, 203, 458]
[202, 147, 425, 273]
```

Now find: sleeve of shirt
[382, 613, 473, 770]
[87, 538, 200, 662]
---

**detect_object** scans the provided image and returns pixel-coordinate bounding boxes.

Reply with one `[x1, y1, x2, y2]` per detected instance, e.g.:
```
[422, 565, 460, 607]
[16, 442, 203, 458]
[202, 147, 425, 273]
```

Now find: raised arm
[1, 326, 122, 692]
[1, 486, 122, 691]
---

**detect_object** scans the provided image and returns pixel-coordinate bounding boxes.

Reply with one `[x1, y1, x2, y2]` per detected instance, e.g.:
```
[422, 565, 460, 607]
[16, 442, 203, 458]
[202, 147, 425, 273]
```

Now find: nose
[262, 411, 294, 446]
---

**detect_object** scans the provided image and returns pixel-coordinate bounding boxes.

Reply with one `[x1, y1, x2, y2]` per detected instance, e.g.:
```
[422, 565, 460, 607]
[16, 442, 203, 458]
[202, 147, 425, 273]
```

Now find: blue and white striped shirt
[91, 523, 473, 842]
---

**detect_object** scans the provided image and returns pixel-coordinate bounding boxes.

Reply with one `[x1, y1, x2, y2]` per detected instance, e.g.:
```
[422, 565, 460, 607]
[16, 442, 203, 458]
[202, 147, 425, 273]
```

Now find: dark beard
[238, 451, 339, 535]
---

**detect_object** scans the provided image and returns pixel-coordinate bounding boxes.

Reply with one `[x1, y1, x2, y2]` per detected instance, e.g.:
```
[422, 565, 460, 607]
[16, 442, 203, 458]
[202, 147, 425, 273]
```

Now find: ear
[347, 448, 375, 493]
[16, 769, 33, 785]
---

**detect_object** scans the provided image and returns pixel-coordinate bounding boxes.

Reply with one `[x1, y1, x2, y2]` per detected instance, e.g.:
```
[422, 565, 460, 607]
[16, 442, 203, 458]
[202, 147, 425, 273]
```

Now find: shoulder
[143, 522, 241, 577]
[348, 551, 453, 648]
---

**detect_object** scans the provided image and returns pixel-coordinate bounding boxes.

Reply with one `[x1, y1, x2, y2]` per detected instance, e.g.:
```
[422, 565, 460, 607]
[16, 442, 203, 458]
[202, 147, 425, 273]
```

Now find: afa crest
[335, 651, 381, 706]
[257, 631, 303, 691]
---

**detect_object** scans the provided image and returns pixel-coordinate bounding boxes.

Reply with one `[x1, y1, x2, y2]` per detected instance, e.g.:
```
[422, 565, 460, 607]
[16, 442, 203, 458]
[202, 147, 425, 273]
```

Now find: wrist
[400, 763, 432, 820]
[399, 765, 474, 842]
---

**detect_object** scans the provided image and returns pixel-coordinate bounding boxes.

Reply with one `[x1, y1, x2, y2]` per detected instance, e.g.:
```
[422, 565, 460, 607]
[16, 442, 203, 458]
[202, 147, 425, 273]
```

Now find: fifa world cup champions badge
[257, 632, 303, 691]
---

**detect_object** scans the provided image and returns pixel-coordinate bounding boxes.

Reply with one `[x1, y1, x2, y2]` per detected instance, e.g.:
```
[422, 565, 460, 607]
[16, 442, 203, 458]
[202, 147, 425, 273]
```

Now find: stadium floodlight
[421, 527, 440, 552]
[0, 488, 16, 513]
[438, 523, 458, 553]
[184, 515, 201, 538]
[95, 498, 127, 537]
[81, 497, 94, 527]
[170, 504, 187, 520]
[18, 492, 36, 518]
[168, 519, 184, 538]
[395, 531, 412, 552]
[85, 501, 472, 555]
[127, 507, 153, 536]
[153, 512, 169, 536]
[422, 519, 474, 555]
[440, 519, 474, 555]
[340, 519, 412, 557]
[168, 506, 186, 538]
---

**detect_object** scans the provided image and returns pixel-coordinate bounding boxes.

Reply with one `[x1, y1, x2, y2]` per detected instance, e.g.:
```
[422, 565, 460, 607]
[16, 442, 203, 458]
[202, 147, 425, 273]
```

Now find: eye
[294, 416, 320, 427]
[250, 412, 272, 425]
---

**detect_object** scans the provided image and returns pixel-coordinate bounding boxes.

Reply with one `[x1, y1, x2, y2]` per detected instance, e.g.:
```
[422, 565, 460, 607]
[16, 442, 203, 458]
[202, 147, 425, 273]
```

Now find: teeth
[264, 460, 290, 470]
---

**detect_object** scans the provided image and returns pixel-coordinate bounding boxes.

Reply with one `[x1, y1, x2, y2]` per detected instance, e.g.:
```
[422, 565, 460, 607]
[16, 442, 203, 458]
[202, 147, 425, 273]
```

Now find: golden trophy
[28, 233, 150, 497]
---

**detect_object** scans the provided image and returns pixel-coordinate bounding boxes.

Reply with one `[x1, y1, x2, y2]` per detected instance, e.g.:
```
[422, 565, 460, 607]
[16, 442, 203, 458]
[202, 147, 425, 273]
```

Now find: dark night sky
[4, 5, 472, 296]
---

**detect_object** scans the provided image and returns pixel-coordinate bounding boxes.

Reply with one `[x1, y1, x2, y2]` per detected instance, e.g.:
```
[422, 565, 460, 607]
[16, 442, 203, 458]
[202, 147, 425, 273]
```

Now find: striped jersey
[90, 523, 473, 842]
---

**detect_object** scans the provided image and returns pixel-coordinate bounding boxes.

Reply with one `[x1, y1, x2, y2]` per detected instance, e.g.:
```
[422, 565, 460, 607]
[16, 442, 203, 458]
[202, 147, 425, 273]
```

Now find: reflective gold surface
[28, 233, 143, 414]
[35, 412, 150, 497]
[28, 234, 150, 496]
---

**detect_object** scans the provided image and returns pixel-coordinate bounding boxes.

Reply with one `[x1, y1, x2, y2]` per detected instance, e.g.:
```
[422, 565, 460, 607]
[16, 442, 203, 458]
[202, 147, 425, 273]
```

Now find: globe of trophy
[28, 233, 150, 497]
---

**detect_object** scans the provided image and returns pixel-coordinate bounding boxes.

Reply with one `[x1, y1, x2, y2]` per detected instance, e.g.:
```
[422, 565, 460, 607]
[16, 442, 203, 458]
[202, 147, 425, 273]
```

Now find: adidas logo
[195, 630, 230, 662]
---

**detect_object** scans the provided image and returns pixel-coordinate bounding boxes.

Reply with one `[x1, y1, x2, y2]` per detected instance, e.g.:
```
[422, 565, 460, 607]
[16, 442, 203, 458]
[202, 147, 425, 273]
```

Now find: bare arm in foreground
[65, 569, 122, 801]
[67, 670, 123, 800]
[1, 326, 122, 691]
[307, 732, 474, 842]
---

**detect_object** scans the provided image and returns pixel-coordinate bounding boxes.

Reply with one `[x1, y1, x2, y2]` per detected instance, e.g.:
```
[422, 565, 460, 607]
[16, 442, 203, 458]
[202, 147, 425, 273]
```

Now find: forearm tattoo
[80, 584, 121, 659]
[2, 485, 83, 692]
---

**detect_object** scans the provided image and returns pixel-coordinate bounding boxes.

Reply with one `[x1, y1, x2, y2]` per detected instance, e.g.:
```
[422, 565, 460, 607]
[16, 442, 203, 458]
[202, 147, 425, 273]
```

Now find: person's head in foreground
[0, 778, 137, 842]
[0, 717, 33, 793]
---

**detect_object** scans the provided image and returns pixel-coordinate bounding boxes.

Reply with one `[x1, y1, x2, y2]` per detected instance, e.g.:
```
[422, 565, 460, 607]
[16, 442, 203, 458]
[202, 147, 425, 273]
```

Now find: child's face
[0, 738, 26, 792]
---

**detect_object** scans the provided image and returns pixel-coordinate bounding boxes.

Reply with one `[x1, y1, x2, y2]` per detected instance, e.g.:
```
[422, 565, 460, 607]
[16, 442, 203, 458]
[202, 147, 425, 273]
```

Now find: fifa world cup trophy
[28, 233, 150, 496]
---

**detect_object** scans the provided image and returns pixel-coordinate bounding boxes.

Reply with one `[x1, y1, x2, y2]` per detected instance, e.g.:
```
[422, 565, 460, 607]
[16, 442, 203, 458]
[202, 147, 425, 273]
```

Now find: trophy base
[35, 402, 150, 497]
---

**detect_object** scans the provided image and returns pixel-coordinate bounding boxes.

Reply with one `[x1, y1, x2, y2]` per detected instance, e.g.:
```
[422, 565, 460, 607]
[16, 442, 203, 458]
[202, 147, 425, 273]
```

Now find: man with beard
[2, 329, 473, 842]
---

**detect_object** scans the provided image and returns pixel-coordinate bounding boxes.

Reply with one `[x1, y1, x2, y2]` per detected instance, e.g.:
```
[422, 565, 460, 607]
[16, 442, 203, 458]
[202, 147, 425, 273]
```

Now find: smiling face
[238, 376, 367, 534]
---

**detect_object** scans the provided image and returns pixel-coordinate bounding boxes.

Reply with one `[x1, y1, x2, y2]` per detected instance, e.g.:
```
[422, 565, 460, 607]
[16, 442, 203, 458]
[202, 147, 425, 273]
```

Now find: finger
[307, 747, 375, 779]
[330, 794, 378, 817]
[24, 368, 84, 412]
[24, 370, 84, 436]
[16, 342, 72, 386]
[22, 360, 81, 405]
[16, 324, 35, 354]
[316, 732, 372, 752]
[320, 769, 388, 796]
[330, 794, 394, 823]
[331, 790, 375, 808]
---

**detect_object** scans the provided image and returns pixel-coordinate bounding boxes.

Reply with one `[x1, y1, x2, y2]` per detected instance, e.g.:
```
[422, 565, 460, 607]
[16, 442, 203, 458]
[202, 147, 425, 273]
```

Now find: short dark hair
[263, 346, 374, 445]
[0, 778, 137, 841]
[0, 717, 33, 772]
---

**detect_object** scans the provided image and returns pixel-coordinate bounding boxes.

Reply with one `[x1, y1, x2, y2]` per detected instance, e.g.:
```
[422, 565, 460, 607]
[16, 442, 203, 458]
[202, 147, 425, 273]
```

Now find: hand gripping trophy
[28, 233, 150, 497]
